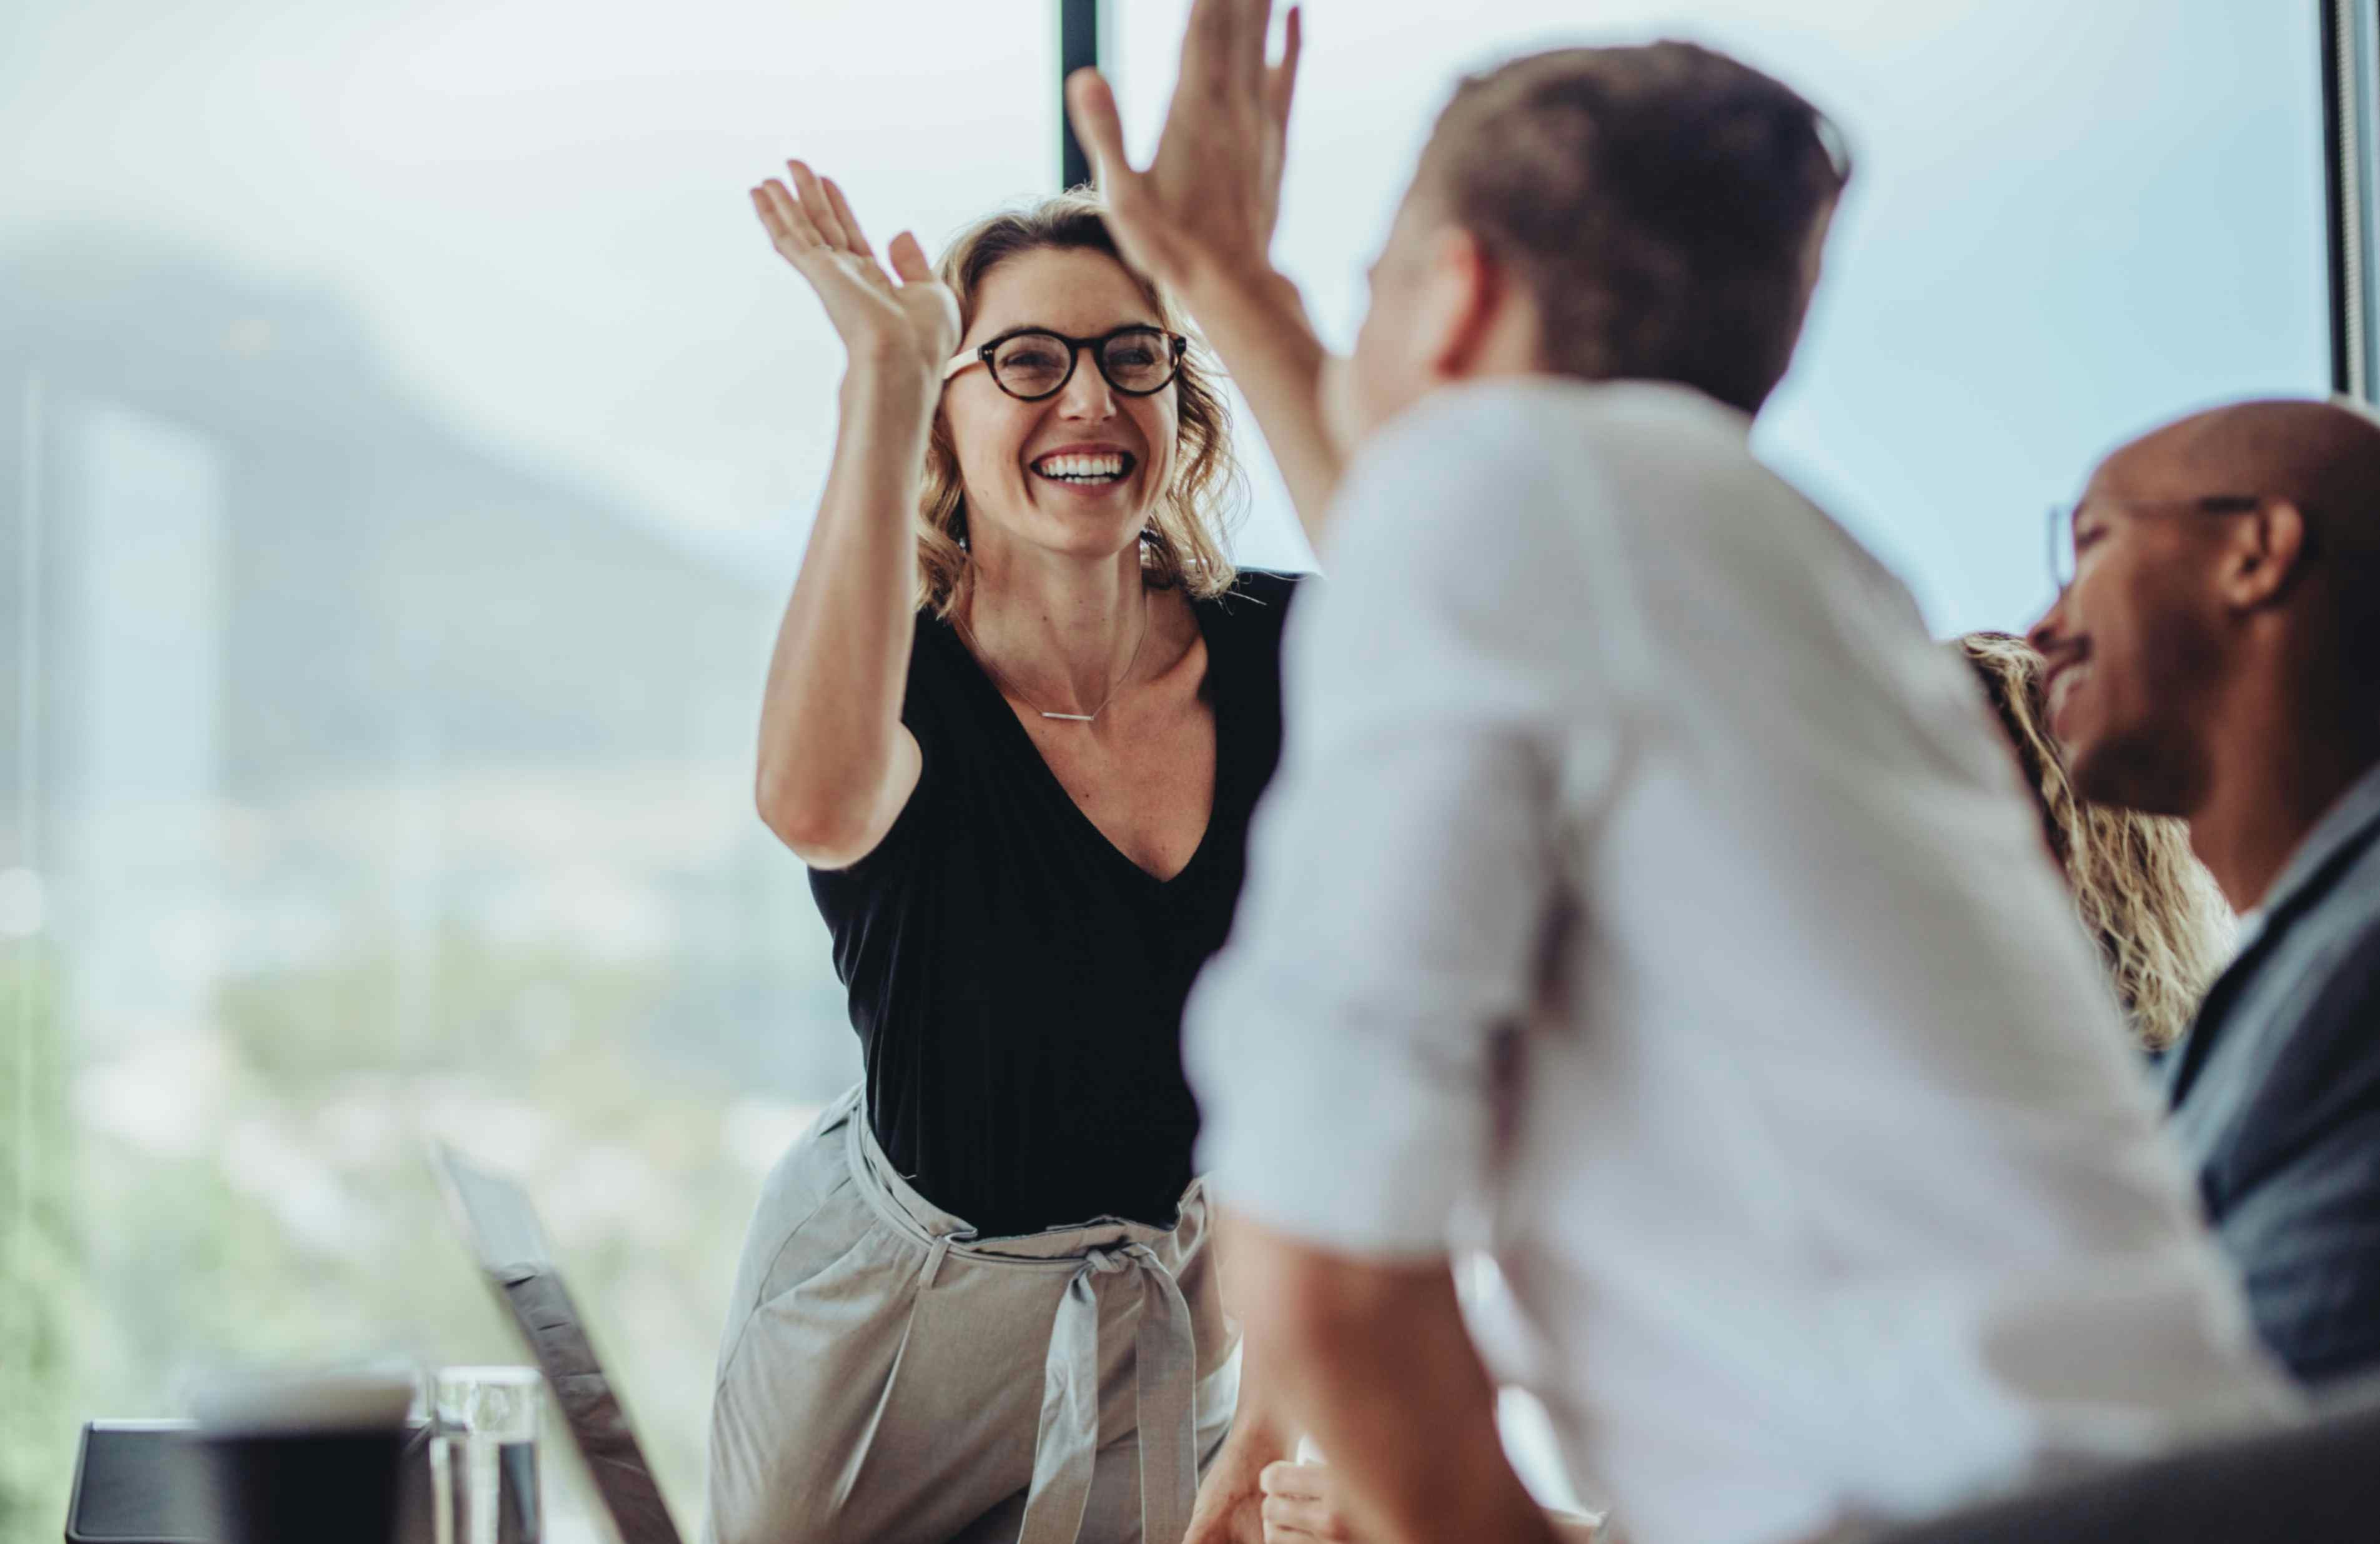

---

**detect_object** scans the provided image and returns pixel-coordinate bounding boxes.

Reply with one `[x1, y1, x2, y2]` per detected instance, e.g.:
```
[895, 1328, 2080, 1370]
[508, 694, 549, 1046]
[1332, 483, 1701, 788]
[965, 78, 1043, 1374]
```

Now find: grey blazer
[2168, 761, 2380, 1386]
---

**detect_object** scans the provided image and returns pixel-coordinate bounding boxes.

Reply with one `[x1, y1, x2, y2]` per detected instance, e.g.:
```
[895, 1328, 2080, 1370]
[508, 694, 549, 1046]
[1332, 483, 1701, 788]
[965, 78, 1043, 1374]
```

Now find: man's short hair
[1416, 41, 1850, 415]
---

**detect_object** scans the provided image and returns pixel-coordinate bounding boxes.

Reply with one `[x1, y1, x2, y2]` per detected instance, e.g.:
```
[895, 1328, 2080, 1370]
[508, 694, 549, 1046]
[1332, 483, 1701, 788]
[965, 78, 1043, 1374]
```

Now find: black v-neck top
[809, 569, 1302, 1237]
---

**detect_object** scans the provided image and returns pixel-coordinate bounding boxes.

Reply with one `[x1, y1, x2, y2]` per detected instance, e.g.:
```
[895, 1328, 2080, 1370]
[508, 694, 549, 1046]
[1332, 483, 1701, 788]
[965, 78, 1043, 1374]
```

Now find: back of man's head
[2111, 400, 2380, 679]
[1415, 41, 1848, 415]
[2208, 398, 2380, 617]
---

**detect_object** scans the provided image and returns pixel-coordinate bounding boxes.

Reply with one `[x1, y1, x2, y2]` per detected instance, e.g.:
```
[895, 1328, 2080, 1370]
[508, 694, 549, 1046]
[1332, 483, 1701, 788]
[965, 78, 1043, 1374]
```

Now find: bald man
[2031, 397, 2380, 1386]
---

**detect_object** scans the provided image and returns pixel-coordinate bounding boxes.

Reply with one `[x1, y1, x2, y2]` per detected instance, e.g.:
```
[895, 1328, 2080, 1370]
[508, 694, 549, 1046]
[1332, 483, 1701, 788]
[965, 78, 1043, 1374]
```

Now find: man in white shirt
[1070, 7, 2295, 1544]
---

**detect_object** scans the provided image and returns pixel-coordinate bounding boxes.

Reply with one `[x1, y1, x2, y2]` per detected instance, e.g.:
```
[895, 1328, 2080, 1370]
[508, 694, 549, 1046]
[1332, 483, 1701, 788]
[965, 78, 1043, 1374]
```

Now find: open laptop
[433, 1143, 688, 1544]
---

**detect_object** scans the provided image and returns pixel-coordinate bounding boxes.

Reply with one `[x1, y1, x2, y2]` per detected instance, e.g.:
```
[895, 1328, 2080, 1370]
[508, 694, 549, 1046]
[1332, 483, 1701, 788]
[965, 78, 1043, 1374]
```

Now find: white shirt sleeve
[1185, 386, 1616, 1259]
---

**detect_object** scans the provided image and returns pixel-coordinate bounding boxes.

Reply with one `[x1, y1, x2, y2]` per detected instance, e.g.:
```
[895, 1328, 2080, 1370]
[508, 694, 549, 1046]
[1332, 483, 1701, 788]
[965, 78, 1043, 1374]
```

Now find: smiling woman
[719, 168, 1304, 1543]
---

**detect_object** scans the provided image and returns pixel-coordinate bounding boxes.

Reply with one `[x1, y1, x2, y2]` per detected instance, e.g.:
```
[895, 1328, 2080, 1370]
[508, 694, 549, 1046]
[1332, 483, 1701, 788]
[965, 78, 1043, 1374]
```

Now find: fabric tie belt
[1014, 1242, 1199, 1544]
[839, 1092, 1209, 1544]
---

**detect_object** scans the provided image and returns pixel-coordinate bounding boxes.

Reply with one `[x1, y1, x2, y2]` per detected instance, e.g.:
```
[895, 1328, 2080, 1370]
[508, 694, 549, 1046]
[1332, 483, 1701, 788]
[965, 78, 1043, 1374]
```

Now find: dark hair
[1415, 40, 1850, 414]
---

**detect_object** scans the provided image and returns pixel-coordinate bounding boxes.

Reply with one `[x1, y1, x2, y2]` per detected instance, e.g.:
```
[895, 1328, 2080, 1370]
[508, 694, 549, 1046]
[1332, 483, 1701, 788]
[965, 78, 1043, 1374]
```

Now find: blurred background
[0, 2, 2330, 1541]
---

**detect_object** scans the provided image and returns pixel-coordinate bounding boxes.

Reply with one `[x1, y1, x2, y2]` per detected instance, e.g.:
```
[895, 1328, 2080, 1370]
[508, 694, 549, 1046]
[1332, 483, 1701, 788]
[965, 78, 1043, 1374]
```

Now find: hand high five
[1064, 0, 1303, 297]
[750, 161, 960, 386]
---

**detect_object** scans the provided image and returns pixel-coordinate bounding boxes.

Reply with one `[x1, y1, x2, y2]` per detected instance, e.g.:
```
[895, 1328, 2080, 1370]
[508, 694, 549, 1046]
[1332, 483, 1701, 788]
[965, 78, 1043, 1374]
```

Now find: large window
[0, 4, 1053, 1538]
[0, 2, 2336, 1540]
[1114, 1, 2328, 634]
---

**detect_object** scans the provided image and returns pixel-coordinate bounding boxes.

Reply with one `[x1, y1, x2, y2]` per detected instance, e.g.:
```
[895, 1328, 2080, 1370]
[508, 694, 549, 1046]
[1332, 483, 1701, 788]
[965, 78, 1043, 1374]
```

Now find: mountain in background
[0, 224, 779, 791]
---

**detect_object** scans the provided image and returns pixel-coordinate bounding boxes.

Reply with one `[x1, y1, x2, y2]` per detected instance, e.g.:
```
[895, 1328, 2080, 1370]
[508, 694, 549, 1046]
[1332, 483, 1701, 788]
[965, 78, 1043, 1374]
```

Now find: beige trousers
[705, 1087, 1238, 1544]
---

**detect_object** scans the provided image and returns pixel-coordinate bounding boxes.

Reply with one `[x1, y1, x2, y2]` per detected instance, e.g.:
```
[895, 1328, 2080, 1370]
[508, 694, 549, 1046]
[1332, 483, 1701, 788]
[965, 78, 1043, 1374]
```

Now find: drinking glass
[430, 1365, 542, 1544]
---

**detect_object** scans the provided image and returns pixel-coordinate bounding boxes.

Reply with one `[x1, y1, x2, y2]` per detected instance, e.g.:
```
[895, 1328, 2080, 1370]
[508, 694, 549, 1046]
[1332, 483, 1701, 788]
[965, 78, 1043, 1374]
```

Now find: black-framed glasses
[2045, 493, 2266, 592]
[942, 325, 1189, 402]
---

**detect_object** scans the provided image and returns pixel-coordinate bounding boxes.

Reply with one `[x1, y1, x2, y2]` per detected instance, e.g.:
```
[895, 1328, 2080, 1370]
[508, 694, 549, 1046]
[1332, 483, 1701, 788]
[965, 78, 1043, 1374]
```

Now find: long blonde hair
[915, 191, 1243, 617]
[1960, 632, 2234, 1052]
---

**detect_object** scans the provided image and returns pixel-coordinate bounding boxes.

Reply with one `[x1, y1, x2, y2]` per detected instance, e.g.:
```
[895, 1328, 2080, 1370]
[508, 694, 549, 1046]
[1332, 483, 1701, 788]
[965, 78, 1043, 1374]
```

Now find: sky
[1118, 0, 2329, 632]
[2, 0, 2329, 633]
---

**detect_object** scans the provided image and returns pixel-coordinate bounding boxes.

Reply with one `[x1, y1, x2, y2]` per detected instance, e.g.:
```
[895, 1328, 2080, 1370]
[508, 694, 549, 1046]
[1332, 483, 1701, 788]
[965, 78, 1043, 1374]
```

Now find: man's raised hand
[1064, 0, 1302, 297]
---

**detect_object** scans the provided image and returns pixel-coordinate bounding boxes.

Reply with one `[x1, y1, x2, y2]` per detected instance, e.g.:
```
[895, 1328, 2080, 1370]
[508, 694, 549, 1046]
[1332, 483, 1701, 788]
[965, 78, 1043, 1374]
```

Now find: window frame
[1071, 4, 2353, 397]
[2327, 0, 2379, 398]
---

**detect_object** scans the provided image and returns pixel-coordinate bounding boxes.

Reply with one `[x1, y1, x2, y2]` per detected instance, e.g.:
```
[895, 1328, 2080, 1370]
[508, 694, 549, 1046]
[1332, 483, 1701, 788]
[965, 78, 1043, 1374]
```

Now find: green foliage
[0, 949, 78, 1544]
[4, 926, 830, 1543]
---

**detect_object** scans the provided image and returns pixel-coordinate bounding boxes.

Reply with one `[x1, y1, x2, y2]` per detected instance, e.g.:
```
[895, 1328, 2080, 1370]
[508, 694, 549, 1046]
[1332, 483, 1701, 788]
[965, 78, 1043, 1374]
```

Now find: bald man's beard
[2068, 725, 2211, 822]
[2065, 643, 2224, 821]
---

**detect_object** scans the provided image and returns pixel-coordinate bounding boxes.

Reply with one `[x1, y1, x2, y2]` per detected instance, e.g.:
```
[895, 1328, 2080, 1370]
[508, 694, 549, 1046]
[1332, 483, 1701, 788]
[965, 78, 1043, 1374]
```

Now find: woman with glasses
[705, 165, 1302, 1544]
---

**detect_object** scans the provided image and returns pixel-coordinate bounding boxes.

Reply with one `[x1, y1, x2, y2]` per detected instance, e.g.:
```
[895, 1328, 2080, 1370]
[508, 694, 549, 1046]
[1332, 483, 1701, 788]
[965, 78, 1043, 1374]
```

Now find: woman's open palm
[751, 161, 959, 383]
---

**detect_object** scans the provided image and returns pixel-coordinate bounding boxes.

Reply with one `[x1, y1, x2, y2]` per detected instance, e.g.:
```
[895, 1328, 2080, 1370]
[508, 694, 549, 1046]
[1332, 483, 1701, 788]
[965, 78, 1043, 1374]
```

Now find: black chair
[63, 1420, 437, 1544]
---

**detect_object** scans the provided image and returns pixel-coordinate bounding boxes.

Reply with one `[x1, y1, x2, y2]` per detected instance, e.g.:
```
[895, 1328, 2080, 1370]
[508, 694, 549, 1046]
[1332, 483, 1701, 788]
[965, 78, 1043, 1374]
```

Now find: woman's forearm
[754, 357, 935, 861]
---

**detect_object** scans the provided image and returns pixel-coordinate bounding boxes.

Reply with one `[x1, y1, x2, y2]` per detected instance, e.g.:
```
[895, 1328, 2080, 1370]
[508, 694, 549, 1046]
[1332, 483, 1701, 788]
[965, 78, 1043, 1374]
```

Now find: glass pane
[0, 2, 1054, 1539]
[1114, 1, 2326, 632]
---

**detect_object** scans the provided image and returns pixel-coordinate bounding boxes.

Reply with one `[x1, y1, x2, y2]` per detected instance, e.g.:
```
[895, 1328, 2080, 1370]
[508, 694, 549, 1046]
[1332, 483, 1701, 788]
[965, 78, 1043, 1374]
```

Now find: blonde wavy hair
[1960, 632, 2235, 1052]
[915, 191, 1243, 617]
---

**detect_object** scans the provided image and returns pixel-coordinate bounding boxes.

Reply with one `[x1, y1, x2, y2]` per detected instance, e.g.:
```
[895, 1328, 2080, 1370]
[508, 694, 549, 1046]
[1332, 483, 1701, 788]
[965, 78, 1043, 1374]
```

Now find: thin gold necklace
[954, 589, 1152, 724]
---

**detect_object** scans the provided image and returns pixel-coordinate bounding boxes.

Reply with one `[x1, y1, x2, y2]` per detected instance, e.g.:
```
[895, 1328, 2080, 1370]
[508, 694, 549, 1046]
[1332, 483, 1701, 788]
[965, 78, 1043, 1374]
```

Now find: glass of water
[430, 1365, 542, 1544]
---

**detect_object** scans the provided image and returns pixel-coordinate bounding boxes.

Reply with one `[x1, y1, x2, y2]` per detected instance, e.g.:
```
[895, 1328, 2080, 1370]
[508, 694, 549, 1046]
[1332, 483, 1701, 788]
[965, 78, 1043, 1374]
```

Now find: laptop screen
[434, 1143, 685, 1544]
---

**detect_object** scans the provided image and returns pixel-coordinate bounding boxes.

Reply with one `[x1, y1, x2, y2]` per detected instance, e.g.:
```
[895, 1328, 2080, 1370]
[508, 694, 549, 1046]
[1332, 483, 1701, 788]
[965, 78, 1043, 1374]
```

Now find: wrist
[1178, 261, 1302, 329]
[1176, 269, 1326, 396]
[840, 354, 937, 421]
[1216, 1407, 1293, 1461]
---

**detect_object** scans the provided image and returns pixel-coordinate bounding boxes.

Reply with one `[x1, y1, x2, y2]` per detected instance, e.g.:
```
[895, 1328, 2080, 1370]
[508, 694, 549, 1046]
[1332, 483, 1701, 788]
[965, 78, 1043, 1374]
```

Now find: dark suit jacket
[2168, 762, 2380, 1386]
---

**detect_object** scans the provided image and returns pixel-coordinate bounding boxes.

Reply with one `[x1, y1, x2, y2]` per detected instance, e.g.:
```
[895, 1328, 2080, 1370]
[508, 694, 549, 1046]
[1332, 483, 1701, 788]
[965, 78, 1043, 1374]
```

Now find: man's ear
[2221, 499, 2313, 611]
[1416, 225, 1503, 381]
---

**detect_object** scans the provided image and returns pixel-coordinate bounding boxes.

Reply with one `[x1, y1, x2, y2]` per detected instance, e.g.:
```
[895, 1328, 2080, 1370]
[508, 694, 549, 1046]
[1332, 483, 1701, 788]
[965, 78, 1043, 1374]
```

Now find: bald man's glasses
[2046, 494, 2265, 593]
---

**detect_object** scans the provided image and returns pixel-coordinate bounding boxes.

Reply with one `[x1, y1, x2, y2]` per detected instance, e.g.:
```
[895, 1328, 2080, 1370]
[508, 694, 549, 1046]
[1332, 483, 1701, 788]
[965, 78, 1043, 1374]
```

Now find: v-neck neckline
[943, 590, 1232, 890]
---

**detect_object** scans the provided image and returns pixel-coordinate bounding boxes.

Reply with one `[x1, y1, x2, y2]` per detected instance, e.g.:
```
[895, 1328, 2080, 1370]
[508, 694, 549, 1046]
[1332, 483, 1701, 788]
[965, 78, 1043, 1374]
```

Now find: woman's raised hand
[751, 161, 960, 387]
